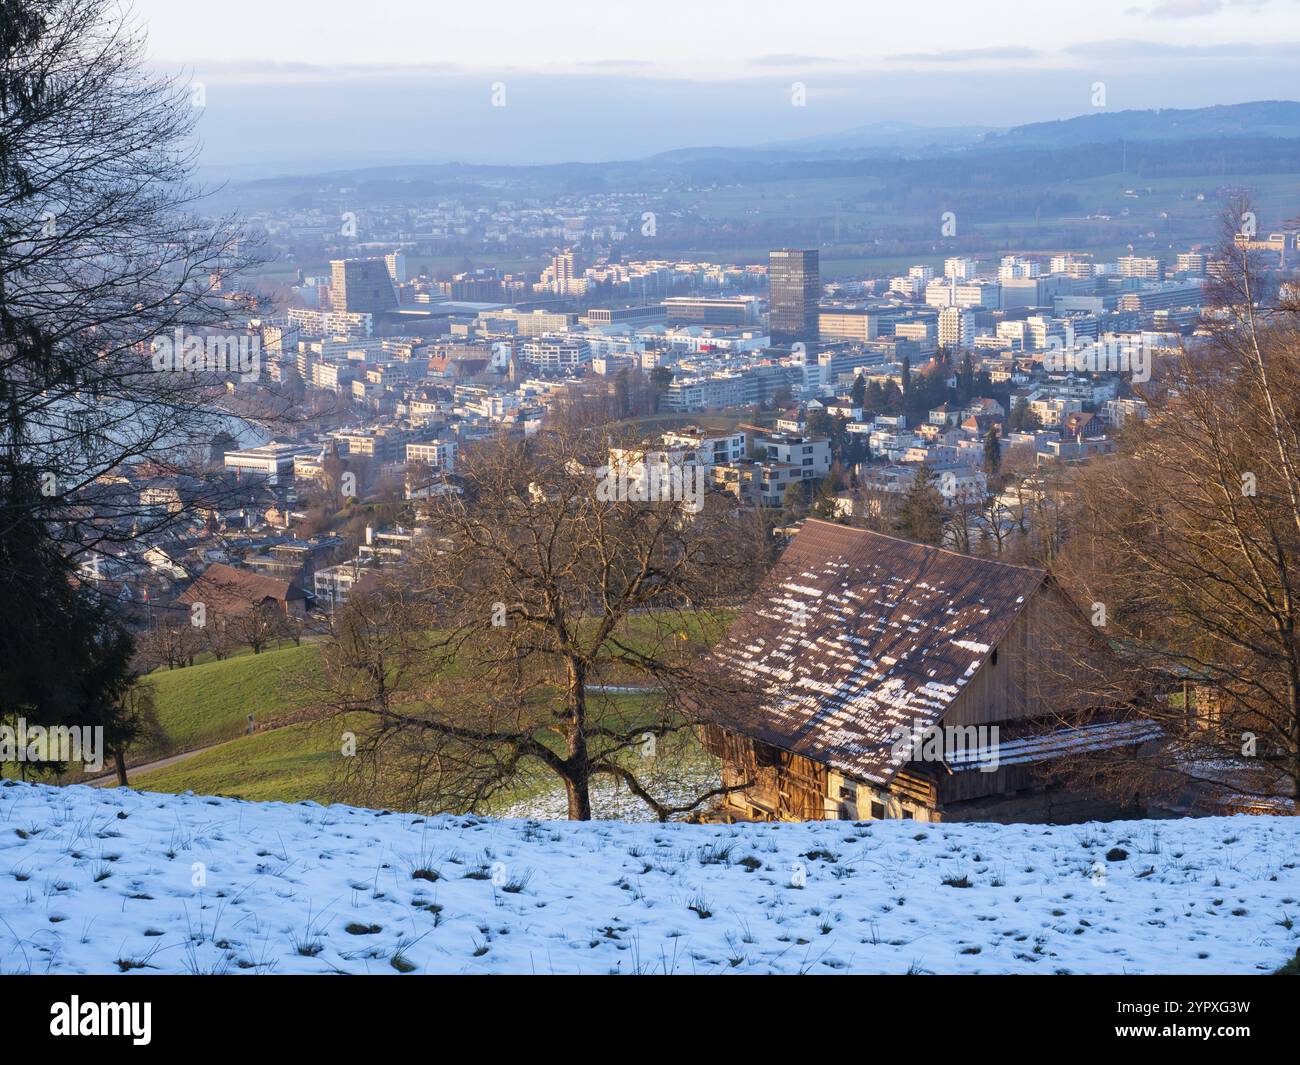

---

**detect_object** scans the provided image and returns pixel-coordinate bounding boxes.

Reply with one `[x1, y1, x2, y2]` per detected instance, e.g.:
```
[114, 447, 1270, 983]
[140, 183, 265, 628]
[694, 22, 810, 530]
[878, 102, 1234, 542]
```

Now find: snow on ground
[2, 779, 1298, 975]
[498, 763, 720, 822]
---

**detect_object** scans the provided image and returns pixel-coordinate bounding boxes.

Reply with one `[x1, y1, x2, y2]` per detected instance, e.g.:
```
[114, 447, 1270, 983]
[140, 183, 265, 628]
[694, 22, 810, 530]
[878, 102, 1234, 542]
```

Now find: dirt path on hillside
[83, 743, 225, 788]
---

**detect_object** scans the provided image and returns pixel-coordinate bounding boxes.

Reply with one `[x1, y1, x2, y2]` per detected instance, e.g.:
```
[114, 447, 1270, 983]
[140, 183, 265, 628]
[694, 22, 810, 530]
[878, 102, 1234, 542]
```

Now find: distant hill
[763, 121, 993, 154]
[981, 100, 1300, 149]
[716, 102, 1300, 158]
[208, 100, 1300, 215]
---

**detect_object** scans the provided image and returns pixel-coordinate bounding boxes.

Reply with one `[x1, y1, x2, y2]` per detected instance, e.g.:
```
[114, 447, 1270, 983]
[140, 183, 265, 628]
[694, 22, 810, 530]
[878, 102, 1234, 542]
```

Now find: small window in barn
[991, 647, 998, 666]
[870, 801, 886, 820]
[839, 782, 857, 801]
[901, 809, 914, 820]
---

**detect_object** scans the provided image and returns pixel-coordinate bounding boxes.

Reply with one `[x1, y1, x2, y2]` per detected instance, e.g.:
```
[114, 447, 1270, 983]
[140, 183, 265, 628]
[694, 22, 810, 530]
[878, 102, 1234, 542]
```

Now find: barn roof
[699, 520, 1046, 786]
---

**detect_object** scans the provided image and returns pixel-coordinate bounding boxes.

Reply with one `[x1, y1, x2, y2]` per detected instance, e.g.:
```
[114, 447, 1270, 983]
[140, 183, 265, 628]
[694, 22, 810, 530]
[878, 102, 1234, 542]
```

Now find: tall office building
[769, 249, 820, 348]
[549, 249, 584, 295]
[384, 251, 407, 285]
[330, 257, 398, 314]
[938, 306, 974, 350]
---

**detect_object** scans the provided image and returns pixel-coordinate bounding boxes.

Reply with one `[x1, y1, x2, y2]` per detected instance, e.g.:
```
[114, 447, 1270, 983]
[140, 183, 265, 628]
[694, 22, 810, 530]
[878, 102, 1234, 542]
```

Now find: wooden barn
[695, 520, 1159, 824]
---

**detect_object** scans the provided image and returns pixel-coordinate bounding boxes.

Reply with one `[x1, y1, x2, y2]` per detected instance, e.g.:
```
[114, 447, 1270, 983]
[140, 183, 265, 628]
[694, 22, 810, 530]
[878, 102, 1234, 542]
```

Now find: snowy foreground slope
[2, 780, 1298, 975]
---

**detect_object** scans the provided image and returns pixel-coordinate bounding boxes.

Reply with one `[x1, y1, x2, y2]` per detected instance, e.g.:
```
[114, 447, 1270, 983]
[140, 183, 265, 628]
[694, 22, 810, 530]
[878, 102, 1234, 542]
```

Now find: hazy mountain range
[204, 100, 1300, 205]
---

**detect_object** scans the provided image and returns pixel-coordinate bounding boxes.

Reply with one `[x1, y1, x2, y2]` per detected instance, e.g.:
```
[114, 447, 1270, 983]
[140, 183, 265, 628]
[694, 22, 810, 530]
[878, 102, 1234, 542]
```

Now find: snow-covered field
[2, 779, 1297, 975]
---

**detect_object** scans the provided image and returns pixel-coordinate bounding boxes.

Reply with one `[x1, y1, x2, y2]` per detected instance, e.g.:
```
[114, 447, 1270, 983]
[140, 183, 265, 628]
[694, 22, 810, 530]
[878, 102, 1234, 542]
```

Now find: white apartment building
[313, 559, 374, 613]
[757, 433, 832, 479]
[1118, 256, 1166, 281]
[405, 440, 458, 471]
[1103, 397, 1149, 427]
[1029, 396, 1084, 429]
[608, 426, 745, 479]
[659, 428, 747, 466]
[926, 278, 1001, 310]
[999, 256, 1040, 279]
[520, 335, 591, 372]
[286, 307, 374, 339]
[889, 275, 925, 298]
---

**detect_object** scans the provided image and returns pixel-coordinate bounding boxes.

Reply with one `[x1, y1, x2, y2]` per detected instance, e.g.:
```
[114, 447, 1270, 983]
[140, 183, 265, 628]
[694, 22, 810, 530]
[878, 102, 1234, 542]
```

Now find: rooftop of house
[175, 562, 306, 615]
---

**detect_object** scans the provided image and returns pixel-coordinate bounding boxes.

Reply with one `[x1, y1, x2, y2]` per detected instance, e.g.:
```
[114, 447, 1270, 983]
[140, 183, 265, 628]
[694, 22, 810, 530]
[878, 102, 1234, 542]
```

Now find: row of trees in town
[138, 605, 306, 671]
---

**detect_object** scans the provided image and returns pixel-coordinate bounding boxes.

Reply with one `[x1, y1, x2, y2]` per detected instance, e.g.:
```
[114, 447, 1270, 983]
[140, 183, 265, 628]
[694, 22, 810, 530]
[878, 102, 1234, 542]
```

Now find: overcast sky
[131, 0, 1300, 174]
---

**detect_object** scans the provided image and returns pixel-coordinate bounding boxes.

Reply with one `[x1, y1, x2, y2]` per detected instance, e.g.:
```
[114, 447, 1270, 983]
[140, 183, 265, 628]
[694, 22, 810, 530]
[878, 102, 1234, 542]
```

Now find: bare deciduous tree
[0, 1, 277, 661]
[1042, 213, 1300, 812]
[314, 424, 767, 820]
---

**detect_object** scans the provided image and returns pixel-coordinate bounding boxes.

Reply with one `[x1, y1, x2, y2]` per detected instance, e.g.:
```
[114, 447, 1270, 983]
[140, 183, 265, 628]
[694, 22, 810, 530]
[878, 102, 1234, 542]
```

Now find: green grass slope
[143, 642, 320, 754]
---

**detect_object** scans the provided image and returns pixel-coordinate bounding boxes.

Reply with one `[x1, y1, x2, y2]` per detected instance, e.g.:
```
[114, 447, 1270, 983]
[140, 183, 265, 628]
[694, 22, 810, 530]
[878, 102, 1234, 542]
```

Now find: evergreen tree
[983, 426, 1002, 475]
[783, 479, 812, 515]
[811, 465, 851, 523]
[1010, 396, 1040, 431]
[894, 463, 947, 546]
[649, 366, 673, 413]
[883, 380, 904, 415]
[71, 602, 159, 786]
[613, 368, 631, 418]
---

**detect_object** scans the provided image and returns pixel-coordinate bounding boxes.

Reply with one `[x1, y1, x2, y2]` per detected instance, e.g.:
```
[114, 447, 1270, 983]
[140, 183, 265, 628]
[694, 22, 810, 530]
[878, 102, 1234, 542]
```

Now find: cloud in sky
[887, 46, 1045, 63]
[1065, 37, 1300, 58]
[135, 0, 1300, 76]
[1129, 0, 1275, 15]
[750, 54, 844, 67]
[1145, 0, 1226, 17]
[122, 0, 1300, 173]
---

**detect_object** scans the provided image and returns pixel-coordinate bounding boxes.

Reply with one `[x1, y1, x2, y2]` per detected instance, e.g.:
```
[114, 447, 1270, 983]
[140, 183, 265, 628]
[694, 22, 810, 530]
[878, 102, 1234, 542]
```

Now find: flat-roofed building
[818, 308, 877, 342]
[286, 307, 374, 339]
[663, 296, 760, 327]
[658, 428, 747, 465]
[520, 335, 591, 372]
[484, 309, 579, 336]
[1118, 256, 1166, 282]
[712, 458, 804, 507]
[585, 305, 667, 327]
[223, 442, 312, 485]
[756, 432, 832, 480]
